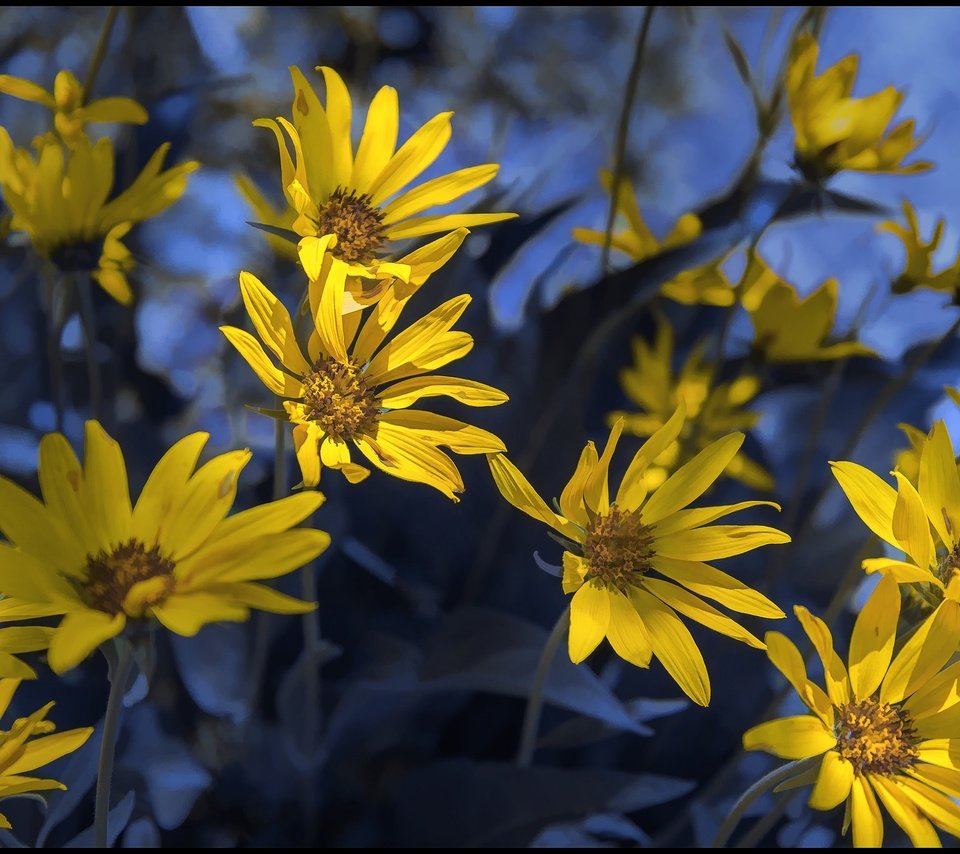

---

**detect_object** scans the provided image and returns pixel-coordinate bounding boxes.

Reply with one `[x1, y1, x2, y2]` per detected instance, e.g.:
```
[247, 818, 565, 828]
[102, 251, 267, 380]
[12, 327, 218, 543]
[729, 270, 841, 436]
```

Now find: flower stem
[77, 275, 103, 423]
[82, 6, 120, 103]
[601, 6, 656, 275]
[515, 606, 569, 767]
[95, 640, 134, 849]
[734, 789, 795, 848]
[710, 757, 817, 848]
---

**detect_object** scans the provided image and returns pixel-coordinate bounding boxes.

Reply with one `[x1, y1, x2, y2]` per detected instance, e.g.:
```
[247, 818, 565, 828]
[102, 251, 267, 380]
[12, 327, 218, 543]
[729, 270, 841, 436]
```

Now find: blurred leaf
[531, 812, 651, 847]
[123, 817, 161, 848]
[389, 759, 694, 847]
[246, 222, 300, 245]
[419, 608, 653, 735]
[63, 790, 135, 848]
[171, 623, 249, 724]
[538, 697, 687, 749]
[37, 722, 103, 847]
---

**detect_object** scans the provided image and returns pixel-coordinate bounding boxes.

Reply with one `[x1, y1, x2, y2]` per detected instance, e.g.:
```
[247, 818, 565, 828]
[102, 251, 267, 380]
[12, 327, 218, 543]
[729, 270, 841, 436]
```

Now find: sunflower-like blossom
[487, 405, 788, 706]
[745, 575, 960, 847]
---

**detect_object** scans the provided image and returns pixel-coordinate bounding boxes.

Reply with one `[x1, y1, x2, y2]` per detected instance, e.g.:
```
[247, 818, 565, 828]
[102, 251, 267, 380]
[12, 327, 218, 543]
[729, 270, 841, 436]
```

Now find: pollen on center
[302, 356, 379, 440]
[313, 187, 386, 264]
[583, 506, 655, 591]
[82, 539, 176, 617]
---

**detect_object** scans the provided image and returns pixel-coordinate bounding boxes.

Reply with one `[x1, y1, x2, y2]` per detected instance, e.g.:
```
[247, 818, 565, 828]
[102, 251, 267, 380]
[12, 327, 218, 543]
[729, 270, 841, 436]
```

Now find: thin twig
[81, 7, 121, 103]
[734, 789, 796, 848]
[94, 640, 134, 849]
[600, 6, 657, 274]
[77, 275, 103, 423]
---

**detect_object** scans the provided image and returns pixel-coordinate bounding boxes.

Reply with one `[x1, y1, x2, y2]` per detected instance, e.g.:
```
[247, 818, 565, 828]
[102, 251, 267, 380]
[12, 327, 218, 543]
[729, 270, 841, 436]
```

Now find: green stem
[733, 789, 796, 848]
[516, 607, 569, 767]
[95, 640, 134, 849]
[77, 275, 103, 423]
[600, 6, 656, 275]
[45, 278, 65, 433]
[710, 757, 817, 848]
[82, 7, 120, 103]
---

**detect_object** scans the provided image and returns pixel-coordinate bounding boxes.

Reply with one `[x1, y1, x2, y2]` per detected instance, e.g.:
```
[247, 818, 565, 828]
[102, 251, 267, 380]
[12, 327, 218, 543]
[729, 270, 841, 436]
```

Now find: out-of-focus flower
[879, 200, 960, 297]
[0, 69, 147, 148]
[744, 575, 960, 847]
[0, 597, 59, 679]
[255, 66, 515, 292]
[0, 678, 93, 829]
[609, 318, 772, 491]
[0, 133, 198, 304]
[786, 33, 930, 180]
[572, 171, 735, 306]
[221, 231, 507, 498]
[0, 422, 328, 674]
[743, 251, 875, 362]
[233, 172, 298, 263]
[487, 406, 788, 706]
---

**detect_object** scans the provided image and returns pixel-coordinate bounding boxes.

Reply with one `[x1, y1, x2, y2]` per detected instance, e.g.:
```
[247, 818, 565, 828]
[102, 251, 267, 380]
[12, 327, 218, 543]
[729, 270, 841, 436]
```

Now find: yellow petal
[150, 593, 248, 636]
[651, 500, 781, 538]
[829, 461, 898, 547]
[795, 606, 850, 706]
[378, 411, 505, 455]
[742, 715, 836, 759]
[567, 580, 609, 663]
[919, 422, 960, 547]
[202, 582, 316, 615]
[643, 578, 765, 649]
[896, 776, 960, 839]
[237, 271, 311, 375]
[383, 211, 517, 241]
[378, 376, 508, 409]
[82, 421, 132, 551]
[629, 585, 710, 706]
[561, 552, 587, 594]
[0, 546, 78, 608]
[205, 491, 324, 548]
[905, 663, 960, 721]
[80, 96, 148, 125]
[38, 430, 97, 557]
[850, 776, 884, 848]
[289, 66, 335, 200]
[310, 258, 348, 363]
[369, 111, 453, 206]
[292, 422, 322, 488]
[641, 432, 744, 525]
[764, 631, 834, 725]
[352, 85, 399, 194]
[862, 557, 940, 587]
[809, 750, 854, 810]
[584, 419, 623, 514]
[0, 74, 54, 106]
[0, 476, 83, 576]
[893, 471, 934, 570]
[355, 422, 465, 499]
[317, 66, 353, 189]
[220, 326, 290, 396]
[651, 556, 784, 618]
[382, 164, 500, 224]
[560, 442, 599, 528]
[909, 763, 960, 801]
[5, 727, 93, 775]
[882, 599, 960, 705]
[848, 573, 900, 701]
[604, 586, 652, 668]
[653, 525, 790, 561]
[486, 453, 581, 541]
[872, 775, 941, 848]
[47, 610, 125, 674]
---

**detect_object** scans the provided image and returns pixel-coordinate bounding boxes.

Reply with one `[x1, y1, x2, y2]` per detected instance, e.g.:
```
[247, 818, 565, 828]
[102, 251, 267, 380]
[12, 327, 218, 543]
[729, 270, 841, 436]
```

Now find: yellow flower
[0, 69, 147, 148]
[233, 172, 299, 263]
[832, 421, 960, 610]
[879, 200, 959, 297]
[744, 575, 960, 847]
[255, 66, 516, 289]
[0, 678, 93, 829]
[0, 597, 60, 680]
[0, 422, 329, 674]
[786, 33, 930, 180]
[0, 133, 198, 304]
[487, 406, 788, 706]
[221, 231, 508, 498]
[743, 251, 875, 362]
[892, 388, 960, 485]
[572, 170, 735, 307]
[609, 317, 772, 491]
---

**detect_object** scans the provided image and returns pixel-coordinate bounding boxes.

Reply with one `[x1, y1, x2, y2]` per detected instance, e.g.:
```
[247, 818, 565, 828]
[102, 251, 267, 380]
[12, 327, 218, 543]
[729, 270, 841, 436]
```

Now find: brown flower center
[82, 539, 175, 616]
[313, 187, 386, 264]
[583, 506, 654, 591]
[834, 697, 918, 776]
[301, 357, 379, 440]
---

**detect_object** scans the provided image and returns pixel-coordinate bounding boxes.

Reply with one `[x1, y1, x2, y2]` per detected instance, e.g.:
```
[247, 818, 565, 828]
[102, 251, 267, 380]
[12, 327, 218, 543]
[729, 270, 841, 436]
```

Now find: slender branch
[44, 273, 66, 433]
[710, 757, 818, 848]
[516, 606, 570, 767]
[600, 6, 656, 274]
[95, 640, 134, 849]
[734, 788, 796, 848]
[77, 275, 103, 423]
[82, 6, 121, 103]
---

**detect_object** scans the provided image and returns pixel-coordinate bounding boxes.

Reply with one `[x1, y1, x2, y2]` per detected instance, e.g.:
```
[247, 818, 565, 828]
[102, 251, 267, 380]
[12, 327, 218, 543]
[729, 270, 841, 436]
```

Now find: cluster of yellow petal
[786, 33, 930, 180]
[238, 66, 516, 289]
[609, 317, 772, 491]
[0, 422, 328, 675]
[0, 679, 93, 830]
[0, 69, 197, 304]
[745, 575, 960, 847]
[880, 200, 960, 299]
[572, 170, 735, 307]
[487, 404, 789, 706]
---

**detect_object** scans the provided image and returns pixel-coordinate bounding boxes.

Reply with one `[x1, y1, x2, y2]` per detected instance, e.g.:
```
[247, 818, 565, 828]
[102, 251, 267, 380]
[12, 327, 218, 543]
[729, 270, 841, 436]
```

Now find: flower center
[313, 187, 386, 264]
[834, 697, 918, 776]
[49, 237, 105, 273]
[583, 506, 654, 591]
[82, 539, 175, 617]
[301, 357, 379, 439]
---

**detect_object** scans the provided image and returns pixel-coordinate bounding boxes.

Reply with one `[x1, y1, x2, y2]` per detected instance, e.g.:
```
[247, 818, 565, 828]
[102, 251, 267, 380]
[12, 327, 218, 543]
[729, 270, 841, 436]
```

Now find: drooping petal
[604, 586, 653, 668]
[567, 580, 610, 663]
[486, 453, 581, 541]
[4, 727, 94, 775]
[150, 593, 248, 637]
[850, 775, 884, 848]
[561, 552, 587, 594]
[220, 326, 290, 396]
[809, 750, 854, 810]
[47, 610, 126, 674]
[651, 556, 784, 618]
[871, 775, 941, 848]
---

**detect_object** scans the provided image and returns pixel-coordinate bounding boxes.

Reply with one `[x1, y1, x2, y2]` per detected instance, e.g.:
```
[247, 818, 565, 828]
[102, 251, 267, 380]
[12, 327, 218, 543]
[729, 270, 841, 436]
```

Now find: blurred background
[1, 5, 959, 847]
